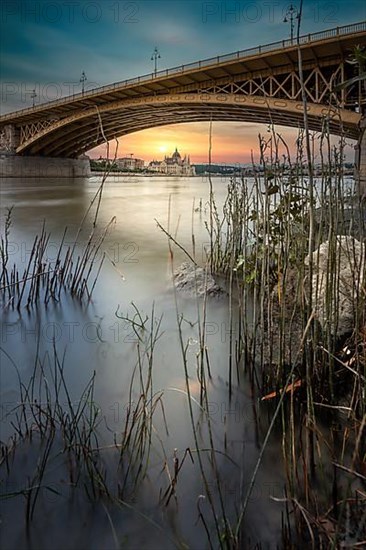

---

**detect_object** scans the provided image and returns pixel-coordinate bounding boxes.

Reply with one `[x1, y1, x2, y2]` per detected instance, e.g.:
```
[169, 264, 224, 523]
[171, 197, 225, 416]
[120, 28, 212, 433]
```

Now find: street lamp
[80, 71, 87, 95]
[151, 47, 161, 76]
[283, 4, 299, 43]
[31, 89, 37, 108]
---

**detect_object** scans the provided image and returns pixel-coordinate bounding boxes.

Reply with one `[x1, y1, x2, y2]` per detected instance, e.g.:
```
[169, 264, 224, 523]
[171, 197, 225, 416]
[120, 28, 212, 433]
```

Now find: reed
[1, 98, 365, 550]
[150, 106, 364, 546]
[0, 318, 177, 545]
[200, 128, 365, 546]
[0, 212, 116, 310]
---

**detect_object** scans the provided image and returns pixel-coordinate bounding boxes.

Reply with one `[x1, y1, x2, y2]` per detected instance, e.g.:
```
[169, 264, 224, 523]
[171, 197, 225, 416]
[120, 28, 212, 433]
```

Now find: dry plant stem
[193, 266, 232, 539]
[1, 209, 114, 307]
[93, 108, 119, 227]
[68, 114, 118, 268]
[166, 243, 224, 546]
[208, 117, 214, 271]
[235, 310, 315, 540]
[155, 218, 197, 265]
[296, 0, 316, 480]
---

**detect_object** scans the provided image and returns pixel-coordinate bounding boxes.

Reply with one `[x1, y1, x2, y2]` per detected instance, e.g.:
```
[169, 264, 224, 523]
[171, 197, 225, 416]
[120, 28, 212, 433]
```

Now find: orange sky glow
[90, 121, 356, 165]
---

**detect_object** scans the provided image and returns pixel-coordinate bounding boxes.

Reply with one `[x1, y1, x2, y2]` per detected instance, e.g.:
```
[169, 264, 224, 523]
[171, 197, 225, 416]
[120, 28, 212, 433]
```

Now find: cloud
[1, 0, 362, 159]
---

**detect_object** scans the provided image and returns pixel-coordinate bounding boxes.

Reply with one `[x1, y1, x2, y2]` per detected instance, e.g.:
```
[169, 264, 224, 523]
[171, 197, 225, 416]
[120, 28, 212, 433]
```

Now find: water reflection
[0, 174, 285, 548]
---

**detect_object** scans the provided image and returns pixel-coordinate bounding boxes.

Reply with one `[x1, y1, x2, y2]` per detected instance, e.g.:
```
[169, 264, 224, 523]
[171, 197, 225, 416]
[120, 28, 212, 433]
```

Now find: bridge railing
[75, 20, 366, 91]
[2, 21, 365, 120]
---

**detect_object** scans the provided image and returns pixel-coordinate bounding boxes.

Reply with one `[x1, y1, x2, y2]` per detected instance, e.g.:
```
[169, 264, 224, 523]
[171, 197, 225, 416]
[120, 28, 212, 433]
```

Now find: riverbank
[1, 165, 365, 548]
[90, 170, 200, 177]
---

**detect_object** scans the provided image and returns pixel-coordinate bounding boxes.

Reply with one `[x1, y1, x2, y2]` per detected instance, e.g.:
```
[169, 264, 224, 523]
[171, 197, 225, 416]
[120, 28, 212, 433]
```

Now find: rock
[173, 262, 224, 297]
[315, 203, 366, 241]
[305, 236, 365, 337]
[260, 267, 307, 367]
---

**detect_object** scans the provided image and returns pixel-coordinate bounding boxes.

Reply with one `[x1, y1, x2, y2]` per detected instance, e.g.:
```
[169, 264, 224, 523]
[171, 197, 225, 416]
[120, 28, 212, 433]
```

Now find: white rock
[173, 262, 223, 297]
[305, 236, 365, 336]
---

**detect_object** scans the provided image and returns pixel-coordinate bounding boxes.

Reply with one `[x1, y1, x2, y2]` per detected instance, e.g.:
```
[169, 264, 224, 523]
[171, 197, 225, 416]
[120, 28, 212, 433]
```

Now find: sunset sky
[107, 122, 313, 165]
[1, 1, 365, 163]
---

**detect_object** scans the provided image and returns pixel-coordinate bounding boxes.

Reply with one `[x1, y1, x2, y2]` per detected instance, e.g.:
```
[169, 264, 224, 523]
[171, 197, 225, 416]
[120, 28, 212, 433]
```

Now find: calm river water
[0, 175, 285, 549]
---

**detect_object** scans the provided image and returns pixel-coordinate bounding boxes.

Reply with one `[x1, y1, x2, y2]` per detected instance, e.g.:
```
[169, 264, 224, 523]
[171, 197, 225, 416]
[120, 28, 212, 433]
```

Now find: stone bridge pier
[0, 124, 20, 153]
[0, 124, 90, 179]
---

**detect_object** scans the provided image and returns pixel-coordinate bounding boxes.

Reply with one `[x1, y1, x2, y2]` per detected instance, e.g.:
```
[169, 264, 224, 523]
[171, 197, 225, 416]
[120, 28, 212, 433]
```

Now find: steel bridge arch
[17, 93, 361, 158]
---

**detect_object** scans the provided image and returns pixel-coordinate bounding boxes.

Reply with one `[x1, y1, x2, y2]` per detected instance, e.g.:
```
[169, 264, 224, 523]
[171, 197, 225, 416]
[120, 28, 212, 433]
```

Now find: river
[0, 174, 286, 549]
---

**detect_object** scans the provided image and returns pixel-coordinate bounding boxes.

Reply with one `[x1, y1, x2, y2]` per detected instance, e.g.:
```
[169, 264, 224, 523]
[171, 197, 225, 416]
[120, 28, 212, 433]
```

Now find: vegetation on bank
[1, 131, 365, 549]
[90, 159, 144, 173]
[90, 158, 356, 177]
[1, 35, 366, 550]
[204, 131, 365, 547]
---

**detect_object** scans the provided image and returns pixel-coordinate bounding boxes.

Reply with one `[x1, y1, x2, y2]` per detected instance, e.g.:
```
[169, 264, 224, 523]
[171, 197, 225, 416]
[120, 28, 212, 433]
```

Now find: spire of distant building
[172, 147, 181, 160]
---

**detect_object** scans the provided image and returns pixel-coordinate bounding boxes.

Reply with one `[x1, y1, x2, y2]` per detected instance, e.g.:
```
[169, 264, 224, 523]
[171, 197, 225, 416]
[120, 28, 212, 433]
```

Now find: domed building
[171, 148, 181, 162]
[149, 148, 195, 176]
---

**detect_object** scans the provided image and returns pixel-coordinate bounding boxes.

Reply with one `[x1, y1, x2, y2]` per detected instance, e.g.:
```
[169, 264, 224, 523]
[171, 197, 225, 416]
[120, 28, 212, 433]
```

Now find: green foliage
[234, 176, 311, 285]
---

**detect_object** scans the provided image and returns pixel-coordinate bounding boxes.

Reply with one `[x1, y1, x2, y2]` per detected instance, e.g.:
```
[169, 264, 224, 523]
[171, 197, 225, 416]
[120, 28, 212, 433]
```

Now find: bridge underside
[16, 94, 360, 158]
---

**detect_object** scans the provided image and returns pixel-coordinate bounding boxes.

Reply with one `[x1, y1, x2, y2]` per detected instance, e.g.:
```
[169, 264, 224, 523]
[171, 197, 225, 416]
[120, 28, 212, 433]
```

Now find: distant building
[116, 157, 145, 171]
[148, 148, 195, 176]
[148, 160, 163, 172]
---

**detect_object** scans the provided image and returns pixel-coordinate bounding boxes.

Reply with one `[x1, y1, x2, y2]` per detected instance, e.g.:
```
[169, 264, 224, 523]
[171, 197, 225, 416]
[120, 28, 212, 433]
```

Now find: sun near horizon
[90, 121, 260, 163]
[90, 121, 356, 165]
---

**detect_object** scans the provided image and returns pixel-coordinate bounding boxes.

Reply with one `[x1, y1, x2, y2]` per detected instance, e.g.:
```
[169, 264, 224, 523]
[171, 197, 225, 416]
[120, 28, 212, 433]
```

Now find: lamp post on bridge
[151, 47, 161, 77]
[283, 4, 299, 44]
[80, 71, 87, 95]
[31, 89, 37, 108]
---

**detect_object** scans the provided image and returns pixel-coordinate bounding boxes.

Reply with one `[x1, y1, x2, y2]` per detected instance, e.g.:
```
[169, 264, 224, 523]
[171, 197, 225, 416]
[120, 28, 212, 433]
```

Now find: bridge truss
[1, 22, 365, 158]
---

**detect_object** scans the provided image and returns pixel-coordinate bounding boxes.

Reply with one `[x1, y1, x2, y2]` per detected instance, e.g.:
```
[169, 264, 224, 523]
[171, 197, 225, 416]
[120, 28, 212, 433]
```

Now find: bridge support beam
[0, 154, 91, 179]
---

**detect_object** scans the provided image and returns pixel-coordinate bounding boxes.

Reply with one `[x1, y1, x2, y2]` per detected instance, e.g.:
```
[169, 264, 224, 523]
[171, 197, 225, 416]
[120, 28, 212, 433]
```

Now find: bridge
[1, 21, 366, 184]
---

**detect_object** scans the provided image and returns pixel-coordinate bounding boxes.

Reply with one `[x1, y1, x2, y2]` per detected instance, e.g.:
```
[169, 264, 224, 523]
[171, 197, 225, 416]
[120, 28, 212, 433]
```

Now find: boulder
[173, 262, 224, 297]
[305, 236, 365, 337]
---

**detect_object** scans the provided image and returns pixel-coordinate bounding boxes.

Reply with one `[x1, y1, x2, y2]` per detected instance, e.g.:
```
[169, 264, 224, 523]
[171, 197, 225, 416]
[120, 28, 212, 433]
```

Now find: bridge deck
[1, 21, 365, 125]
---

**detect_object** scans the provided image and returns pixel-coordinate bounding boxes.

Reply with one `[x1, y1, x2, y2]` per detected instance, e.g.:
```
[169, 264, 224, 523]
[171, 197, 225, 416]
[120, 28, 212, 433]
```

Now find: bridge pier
[0, 123, 90, 178]
[355, 117, 366, 201]
[0, 153, 91, 179]
[0, 124, 20, 153]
